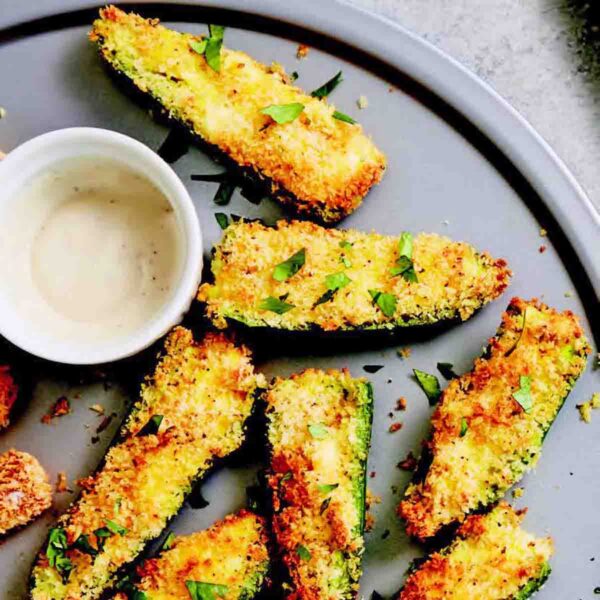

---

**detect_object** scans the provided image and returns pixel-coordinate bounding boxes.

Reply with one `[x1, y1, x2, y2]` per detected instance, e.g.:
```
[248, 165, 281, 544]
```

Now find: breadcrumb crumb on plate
[398, 503, 553, 600]
[0, 449, 52, 536]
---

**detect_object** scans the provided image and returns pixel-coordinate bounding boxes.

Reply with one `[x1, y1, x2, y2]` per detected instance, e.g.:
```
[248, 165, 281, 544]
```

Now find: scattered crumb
[56, 471, 70, 493]
[41, 396, 71, 424]
[89, 404, 105, 415]
[538, 245, 547, 254]
[396, 397, 407, 411]
[366, 489, 382, 507]
[577, 393, 600, 423]
[564, 291, 573, 298]
[364, 512, 375, 532]
[596, 353, 600, 370]
[96, 412, 116, 434]
[0, 150, 5, 160]
[388, 86, 394, 93]
[369, 471, 376, 478]
[389, 422, 403, 433]
[397, 347, 411, 359]
[391, 485, 399, 494]
[512, 487, 524, 499]
[388, 412, 394, 419]
[357, 95, 369, 109]
[397, 451, 417, 471]
[441, 219, 450, 226]
[539, 228, 547, 237]
[296, 44, 309, 59]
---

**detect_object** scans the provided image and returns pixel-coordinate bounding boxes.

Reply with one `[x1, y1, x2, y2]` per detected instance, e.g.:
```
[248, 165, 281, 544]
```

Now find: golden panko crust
[0, 364, 18, 430]
[399, 297, 590, 540]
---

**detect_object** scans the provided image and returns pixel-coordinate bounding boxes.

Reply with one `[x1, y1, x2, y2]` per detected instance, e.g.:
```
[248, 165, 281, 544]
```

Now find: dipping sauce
[0, 157, 185, 343]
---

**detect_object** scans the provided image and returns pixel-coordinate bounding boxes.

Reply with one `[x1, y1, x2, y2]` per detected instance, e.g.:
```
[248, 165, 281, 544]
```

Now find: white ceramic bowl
[0, 127, 203, 364]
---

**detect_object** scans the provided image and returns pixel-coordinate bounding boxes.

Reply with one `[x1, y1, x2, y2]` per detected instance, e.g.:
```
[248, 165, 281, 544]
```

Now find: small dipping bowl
[0, 128, 202, 364]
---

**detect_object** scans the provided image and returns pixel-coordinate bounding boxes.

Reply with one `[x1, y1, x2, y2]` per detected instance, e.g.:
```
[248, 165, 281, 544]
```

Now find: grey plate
[0, 1, 598, 598]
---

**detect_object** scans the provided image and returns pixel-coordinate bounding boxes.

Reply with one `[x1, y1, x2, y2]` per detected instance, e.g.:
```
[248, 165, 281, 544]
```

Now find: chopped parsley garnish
[319, 497, 332, 514]
[325, 271, 352, 291]
[308, 423, 329, 439]
[214, 212, 229, 230]
[281, 471, 293, 483]
[460, 417, 468, 437]
[314, 289, 335, 307]
[273, 248, 306, 281]
[137, 414, 164, 437]
[46, 527, 68, 567]
[106, 519, 128, 536]
[340, 256, 352, 268]
[93, 526, 113, 551]
[290, 71, 299, 81]
[317, 483, 339, 494]
[310, 70, 343, 98]
[213, 180, 236, 205]
[437, 362, 457, 380]
[205, 25, 225, 72]
[339, 240, 353, 249]
[115, 574, 148, 600]
[261, 102, 305, 124]
[55, 555, 74, 584]
[296, 545, 312, 561]
[72, 534, 98, 556]
[258, 295, 295, 314]
[161, 531, 176, 551]
[368, 289, 397, 317]
[390, 232, 418, 282]
[186, 580, 229, 600]
[513, 375, 533, 413]
[189, 25, 225, 72]
[332, 110, 357, 124]
[413, 369, 442, 405]
[505, 308, 527, 357]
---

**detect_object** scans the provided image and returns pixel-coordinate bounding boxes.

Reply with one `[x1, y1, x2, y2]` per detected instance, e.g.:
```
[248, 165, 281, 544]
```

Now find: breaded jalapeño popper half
[399, 298, 590, 541]
[30, 327, 265, 600]
[265, 369, 373, 599]
[114, 511, 270, 600]
[398, 503, 553, 600]
[89, 7, 386, 224]
[198, 220, 511, 331]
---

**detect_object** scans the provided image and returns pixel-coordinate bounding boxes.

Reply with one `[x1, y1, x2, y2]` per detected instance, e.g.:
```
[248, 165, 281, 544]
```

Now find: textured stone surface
[350, 0, 600, 209]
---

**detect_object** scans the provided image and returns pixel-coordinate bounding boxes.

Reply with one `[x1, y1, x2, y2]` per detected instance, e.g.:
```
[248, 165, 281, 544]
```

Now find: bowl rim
[0, 127, 203, 365]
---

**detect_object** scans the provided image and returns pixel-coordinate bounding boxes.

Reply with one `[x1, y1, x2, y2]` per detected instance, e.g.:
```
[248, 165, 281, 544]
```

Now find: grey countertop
[350, 0, 600, 210]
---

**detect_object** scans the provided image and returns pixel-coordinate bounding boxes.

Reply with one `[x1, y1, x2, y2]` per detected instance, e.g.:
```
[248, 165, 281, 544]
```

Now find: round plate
[0, 2, 598, 598]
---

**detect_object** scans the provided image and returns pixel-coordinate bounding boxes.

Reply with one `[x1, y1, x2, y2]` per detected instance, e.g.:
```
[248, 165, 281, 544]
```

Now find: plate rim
[1, 0, 598, 303]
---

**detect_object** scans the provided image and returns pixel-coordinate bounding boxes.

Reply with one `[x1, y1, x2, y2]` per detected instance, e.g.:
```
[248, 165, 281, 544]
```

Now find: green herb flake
[296, 545, 312, 561]
[186, 580, 229, 600]
[317, 483, 339, 494]
[332, 110, 357, 124]
[437, 362, 458, 380]
[258, 296, 295, 314]
[513, 375, 533, 413]
[46, 527, 68, 567]
[413, 369, 442, 405]
[105, 519, 128, 536]
[72, 534, 98, 556]
[340, 256, 352, 268]
[339, 240, 353, 249]
[261, 102, 305, 124]
[93, 526, 113, 551]
[205, 25, 225, 72]
[368, 289, 397, 318]
[273, 248, 306, 281]
[319, 497, 332, 514]
[55, 555, 74, 584]
[281, 471, 293, 483]
[313, 289, 336, 307]
[137, 414, 164, 437]
[214, 212, 229, 230]
[308, 423, 329, 439]
[460, 418, 468, 437]
[390, 232, 418, 282]
[311, 70, 343, 98]
[290, 71, 299, 81]
[325, 271, 352, 291]
[189, 39, 207, 55]
[160, 531, 176, 551]
[213, 180, 236, 206]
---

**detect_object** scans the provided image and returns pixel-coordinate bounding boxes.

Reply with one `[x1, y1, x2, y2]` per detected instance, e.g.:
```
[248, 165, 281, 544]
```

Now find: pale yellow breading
[398, 503, 553, 599]
[198, 220, 511, 331]
[399, 298, 590, 540]
[30, 328, 265, 600]
[89, 6, 386, 223]
[125, 511, 269, 600]
[0, 449, 52, 535]
[266, 369, 372, 599]
[0, 364, 18, 430]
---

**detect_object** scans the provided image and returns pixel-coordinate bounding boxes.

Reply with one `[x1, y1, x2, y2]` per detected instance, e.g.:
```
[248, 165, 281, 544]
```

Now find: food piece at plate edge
[399, 297, 590, 540]
[89, 6, 386, 224]
[0, 449, 52, 535]
[113, 510, 269, 600]
[29, 327, 265, 600]
[397, 502, 553, 600]
[0, 363, 19, 430]
[265, 369, 373, 598]
[198, 220, 511, 331]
